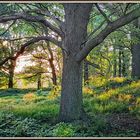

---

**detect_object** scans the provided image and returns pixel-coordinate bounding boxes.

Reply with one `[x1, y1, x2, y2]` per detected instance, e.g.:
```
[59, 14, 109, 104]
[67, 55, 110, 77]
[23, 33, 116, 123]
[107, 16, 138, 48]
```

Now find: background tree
[131, 18, 140, 78]
[0, 3, 140, 122]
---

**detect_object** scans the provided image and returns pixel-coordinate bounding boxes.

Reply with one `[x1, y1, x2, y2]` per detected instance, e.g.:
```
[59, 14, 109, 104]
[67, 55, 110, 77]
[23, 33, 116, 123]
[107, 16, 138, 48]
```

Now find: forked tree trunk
[59, 4, 92, 122]
[132, 44, 140, 78]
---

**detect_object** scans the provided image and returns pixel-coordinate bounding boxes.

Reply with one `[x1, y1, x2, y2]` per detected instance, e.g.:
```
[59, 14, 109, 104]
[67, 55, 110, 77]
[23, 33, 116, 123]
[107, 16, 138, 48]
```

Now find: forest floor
[0, 77, 140, 137]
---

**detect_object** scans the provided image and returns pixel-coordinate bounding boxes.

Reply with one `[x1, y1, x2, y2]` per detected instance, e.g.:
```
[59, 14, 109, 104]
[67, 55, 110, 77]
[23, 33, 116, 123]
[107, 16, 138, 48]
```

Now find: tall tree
[131, 18, 140, 78]
[0, 3, 140, 121]
[113, 45, 117, 77]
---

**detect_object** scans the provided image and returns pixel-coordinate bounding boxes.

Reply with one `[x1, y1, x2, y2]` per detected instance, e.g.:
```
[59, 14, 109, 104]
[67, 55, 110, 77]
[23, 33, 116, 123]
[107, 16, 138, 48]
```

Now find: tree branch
[32, 54, 49, 61]
[0, 13, 64, 37]
[0, 57, 12, 66]
[84, 59, 100, 69]
[87, 11, 115, 40]
[0, 20, 16, 36]
[30, 9, 62, 26]
[0, 36, 62, 66]
[76, 7, 140, 62]
[124, 4, 131, 15]
[95, 4, 111, 23]
[0, 36, 33, 41]
[14, 36, 61, 59]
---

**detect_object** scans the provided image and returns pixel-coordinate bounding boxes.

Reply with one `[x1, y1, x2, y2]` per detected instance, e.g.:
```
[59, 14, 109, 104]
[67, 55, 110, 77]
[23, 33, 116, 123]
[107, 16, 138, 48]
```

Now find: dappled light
[0, 3, 140, 138]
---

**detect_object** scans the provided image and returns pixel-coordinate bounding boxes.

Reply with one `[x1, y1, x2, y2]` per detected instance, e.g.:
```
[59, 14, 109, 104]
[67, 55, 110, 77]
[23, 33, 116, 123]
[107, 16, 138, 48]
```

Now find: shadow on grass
[0, 88, 51, 97]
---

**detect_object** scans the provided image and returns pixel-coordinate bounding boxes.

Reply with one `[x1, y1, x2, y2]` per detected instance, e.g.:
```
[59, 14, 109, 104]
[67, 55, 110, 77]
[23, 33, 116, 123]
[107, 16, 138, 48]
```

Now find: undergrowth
[0, 77, 140, 137]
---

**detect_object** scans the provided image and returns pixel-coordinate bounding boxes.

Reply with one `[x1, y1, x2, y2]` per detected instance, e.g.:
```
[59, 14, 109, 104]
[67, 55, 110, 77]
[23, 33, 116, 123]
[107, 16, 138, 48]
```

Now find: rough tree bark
[49, 58, 57, 86]
[132, 44, 140, 78]
[122, 50, 126, 77]
[0, 4, 140, 122]
[47, 42, 57, 86]
[113, 45, 117, 77]
[59, 4, 93, 122]
[37, 73, 41, 90]
[131, 18, 140, 78]
[118, 46, 122, 77]
[8, 59, 16, 88]
[84, 60, 89, 85]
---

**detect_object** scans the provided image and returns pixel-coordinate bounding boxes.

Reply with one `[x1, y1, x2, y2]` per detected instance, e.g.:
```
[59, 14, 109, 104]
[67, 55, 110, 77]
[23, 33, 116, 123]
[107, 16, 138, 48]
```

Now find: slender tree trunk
[84, 60, 89, 85]
[48, 58, 57, 86]
[8, 69, 14, 88]
[37, 73, 41, 90]
[118, 47, 122, 77]
[59, 4, 92, 122]
[8, 59, 16, 88]
[131, 18, 140, 78]
[113, 46, 117, 77]
[47, 42, 57, 85]
[132, 44, 140, 78]
[122, 50, 126, 77]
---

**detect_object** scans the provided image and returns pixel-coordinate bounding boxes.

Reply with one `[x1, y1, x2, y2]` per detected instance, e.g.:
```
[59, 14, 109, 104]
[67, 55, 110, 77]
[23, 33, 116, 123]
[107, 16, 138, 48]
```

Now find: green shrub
[48, 122, 75, 137]
[0, 111, 41, 137]
[109, 130, 139, 137]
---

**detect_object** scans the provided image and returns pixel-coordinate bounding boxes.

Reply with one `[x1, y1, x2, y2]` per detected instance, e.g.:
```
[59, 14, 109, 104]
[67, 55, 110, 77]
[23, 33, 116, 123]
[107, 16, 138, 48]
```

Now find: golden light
[2, 41, 8, 46]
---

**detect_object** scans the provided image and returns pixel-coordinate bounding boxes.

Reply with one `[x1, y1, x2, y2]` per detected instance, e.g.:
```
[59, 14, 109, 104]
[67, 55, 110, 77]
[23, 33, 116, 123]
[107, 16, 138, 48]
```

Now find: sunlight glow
[15, 55, 34, 73]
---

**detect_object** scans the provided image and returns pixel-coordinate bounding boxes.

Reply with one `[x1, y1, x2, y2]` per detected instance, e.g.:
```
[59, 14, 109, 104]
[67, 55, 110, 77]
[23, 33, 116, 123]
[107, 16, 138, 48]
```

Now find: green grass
[0, 77, 140, 137]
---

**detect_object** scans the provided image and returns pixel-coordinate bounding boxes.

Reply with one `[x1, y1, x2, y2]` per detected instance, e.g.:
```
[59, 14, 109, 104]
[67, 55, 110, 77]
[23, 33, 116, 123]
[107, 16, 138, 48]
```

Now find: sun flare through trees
[0, 3, 140, 137]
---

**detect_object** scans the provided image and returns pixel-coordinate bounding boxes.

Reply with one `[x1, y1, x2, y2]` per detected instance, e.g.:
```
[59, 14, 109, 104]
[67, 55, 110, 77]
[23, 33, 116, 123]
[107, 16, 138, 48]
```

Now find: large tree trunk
[132, 44, 140, 78]
[59, 4, 92, 122]
[8, 59, 16, 88]
[60, 57, 83, 121]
